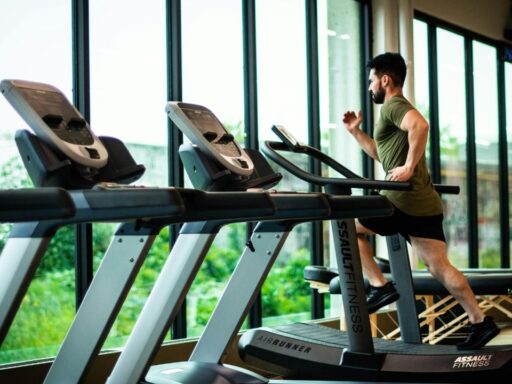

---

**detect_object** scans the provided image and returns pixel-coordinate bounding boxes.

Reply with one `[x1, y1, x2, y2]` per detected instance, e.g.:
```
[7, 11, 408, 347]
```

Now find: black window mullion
[243, 0, 258, 150]
[465, 38, 479, 268]
[305, 0, 324, 320]
[427, 23, 441, 183]
[497, 52, 510, 268]
[167, 0, 187, 339]
[360, 0, 374, 180]
[72, 0, 93, 310]
[242, 0, 263, 329]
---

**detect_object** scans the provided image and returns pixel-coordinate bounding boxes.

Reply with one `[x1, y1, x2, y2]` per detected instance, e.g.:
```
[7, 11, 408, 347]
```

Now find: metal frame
[45, 225, 161, 384]
[106, 230, 221, 383]
[497, 56, 510, 268]
[305, 0, 324, 320]
[166, 0, 188, 340]
[242, 0, 264, 329]
[426, 21, 441, 183]
[71, 0, 93, 309]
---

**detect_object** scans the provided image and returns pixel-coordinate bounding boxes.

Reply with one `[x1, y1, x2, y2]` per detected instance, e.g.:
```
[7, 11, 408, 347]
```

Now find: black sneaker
[367, 281, 400, 314]
[457, 316, 500, 350]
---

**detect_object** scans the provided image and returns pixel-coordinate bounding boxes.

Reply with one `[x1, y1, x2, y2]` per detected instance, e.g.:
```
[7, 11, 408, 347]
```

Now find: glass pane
[0, 1, 73, 364]
[256, 0, 311, 326]
[181, 0, 246, 337]
[473, 41, 500, 267]
[436, 28, 468, 268]
[317, 0, 362, 315]
[89, 0, 168, 349]
[413, 19, 430, 164]
[507, 63, 512, 267]
[413, 20, 430, 120]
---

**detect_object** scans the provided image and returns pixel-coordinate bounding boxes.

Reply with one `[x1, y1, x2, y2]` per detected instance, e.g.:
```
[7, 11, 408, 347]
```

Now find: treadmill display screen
[18, 87, 94, 145]
[182, 107, 241, 157]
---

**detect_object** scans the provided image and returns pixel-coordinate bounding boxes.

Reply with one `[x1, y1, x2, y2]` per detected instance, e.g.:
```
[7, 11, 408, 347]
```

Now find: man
[342, 52, 499, 350]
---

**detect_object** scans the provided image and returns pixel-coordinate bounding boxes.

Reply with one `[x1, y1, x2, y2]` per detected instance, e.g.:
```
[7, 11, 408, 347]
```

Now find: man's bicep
[399, 109, 427, 131]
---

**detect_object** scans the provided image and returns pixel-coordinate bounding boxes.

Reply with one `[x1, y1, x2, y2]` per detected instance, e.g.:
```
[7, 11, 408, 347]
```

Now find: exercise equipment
[0, 188, 75, 223]
[0, 80, 276, 384]
[236, 125, 512, 382]
[305, 265, 512, 344]
[106, 102, 402, 384]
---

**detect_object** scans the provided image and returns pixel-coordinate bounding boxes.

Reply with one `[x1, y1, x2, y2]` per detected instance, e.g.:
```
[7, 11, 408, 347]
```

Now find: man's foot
[367, 281, 400, 314]
[457, 316, 500, 350]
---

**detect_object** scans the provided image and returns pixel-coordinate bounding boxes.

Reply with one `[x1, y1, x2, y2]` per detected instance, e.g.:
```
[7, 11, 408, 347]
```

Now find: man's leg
[410, 236, 500, 349]
[356, 220, 399, 313]
[410, 236, 483, 323]
[355, 220, 387, 286]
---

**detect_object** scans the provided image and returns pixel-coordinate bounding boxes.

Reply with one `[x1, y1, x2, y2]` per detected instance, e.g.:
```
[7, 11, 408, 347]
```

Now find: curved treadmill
[237, 126, 512, 382]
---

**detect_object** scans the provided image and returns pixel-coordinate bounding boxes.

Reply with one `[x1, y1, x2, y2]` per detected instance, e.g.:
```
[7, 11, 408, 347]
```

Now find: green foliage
[0, 156, 33, 189]
[479, 247, 500, 268]
[0, 270, 75, 363]
[224, 121, 245, 144]
[262, 248, 311, 317]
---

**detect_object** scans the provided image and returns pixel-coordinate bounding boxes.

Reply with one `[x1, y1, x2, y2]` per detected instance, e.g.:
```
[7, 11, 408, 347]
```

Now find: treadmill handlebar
[263, 141, 411, 192]
[432, 184, 460, 195]
[0, 188, 76, 222]
[263, 141, 460, 195]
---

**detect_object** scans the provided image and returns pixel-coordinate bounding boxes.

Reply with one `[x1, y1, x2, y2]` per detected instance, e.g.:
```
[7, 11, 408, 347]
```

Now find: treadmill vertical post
[44, 224, 160, 384]
[330, 218, 374, 354]
[0, 233, 52, 345]
[189, 222, 290, 363]
[106, 227, 218, 384]
[386, 234, 422, 343]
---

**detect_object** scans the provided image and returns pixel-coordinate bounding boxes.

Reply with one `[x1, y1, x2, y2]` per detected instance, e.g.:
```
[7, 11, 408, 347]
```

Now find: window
[317, 0, 362, 314]
[413, 20, 430, 162]
[506, 62, 512, 265]
[436, 28, 468, 268]
[256, 0, 312, 325]
[472, 41, 500, 267]
[89, 0, 168, 349]
[0, 0, 72, 364]
[181, 0, 246, 337]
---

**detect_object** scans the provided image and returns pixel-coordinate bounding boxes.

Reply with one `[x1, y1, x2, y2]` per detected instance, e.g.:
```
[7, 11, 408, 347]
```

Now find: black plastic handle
[263, 141, 411, 192]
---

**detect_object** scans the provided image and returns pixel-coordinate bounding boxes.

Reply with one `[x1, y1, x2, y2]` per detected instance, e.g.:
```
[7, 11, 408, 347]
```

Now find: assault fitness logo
[452, 354, 493, 369]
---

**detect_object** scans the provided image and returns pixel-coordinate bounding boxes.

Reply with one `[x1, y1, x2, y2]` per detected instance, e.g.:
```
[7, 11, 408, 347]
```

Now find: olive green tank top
[375, 96, 443, 216]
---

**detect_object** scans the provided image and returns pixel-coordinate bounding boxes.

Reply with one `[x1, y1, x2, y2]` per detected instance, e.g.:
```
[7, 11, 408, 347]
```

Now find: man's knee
[355, 219, 375, 236]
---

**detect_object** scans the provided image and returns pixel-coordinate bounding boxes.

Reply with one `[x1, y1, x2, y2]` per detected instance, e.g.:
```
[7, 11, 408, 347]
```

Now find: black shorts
[358, 204, 446, 243]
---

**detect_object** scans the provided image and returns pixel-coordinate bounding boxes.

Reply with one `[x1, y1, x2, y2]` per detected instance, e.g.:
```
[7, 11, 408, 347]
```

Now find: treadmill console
[1, 79, 108, 168]
[166, 102, 254, 177]
[271, 125, 302, 149]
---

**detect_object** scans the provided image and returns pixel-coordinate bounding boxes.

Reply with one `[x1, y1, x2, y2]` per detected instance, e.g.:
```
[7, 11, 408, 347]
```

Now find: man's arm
[343, 110, 380, 162]
[387, 109, 429, 182]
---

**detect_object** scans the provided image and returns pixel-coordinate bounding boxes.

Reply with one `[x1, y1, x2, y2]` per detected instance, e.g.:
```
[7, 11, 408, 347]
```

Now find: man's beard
[370, 87, 385, 104]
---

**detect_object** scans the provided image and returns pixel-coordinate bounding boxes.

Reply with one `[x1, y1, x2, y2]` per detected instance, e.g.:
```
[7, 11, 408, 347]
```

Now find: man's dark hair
[367, 52, 407, 87]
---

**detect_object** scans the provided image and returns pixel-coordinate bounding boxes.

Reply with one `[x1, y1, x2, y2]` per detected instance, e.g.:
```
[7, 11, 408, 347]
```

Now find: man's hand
[343, 110, 363, 134]
[388, 165, 413, 182]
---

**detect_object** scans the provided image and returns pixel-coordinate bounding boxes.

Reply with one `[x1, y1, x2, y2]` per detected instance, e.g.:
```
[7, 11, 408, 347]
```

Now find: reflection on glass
[317, 0, 362, 315]
[257, 0, 312, 326]
[0, 1, 73, 364]
[473, 41, 500, 267]
[89, 0, 168, 348]
[507, 63, 512, 266]
[437, 28, 468, 267]
[181, 0, 247, 337]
